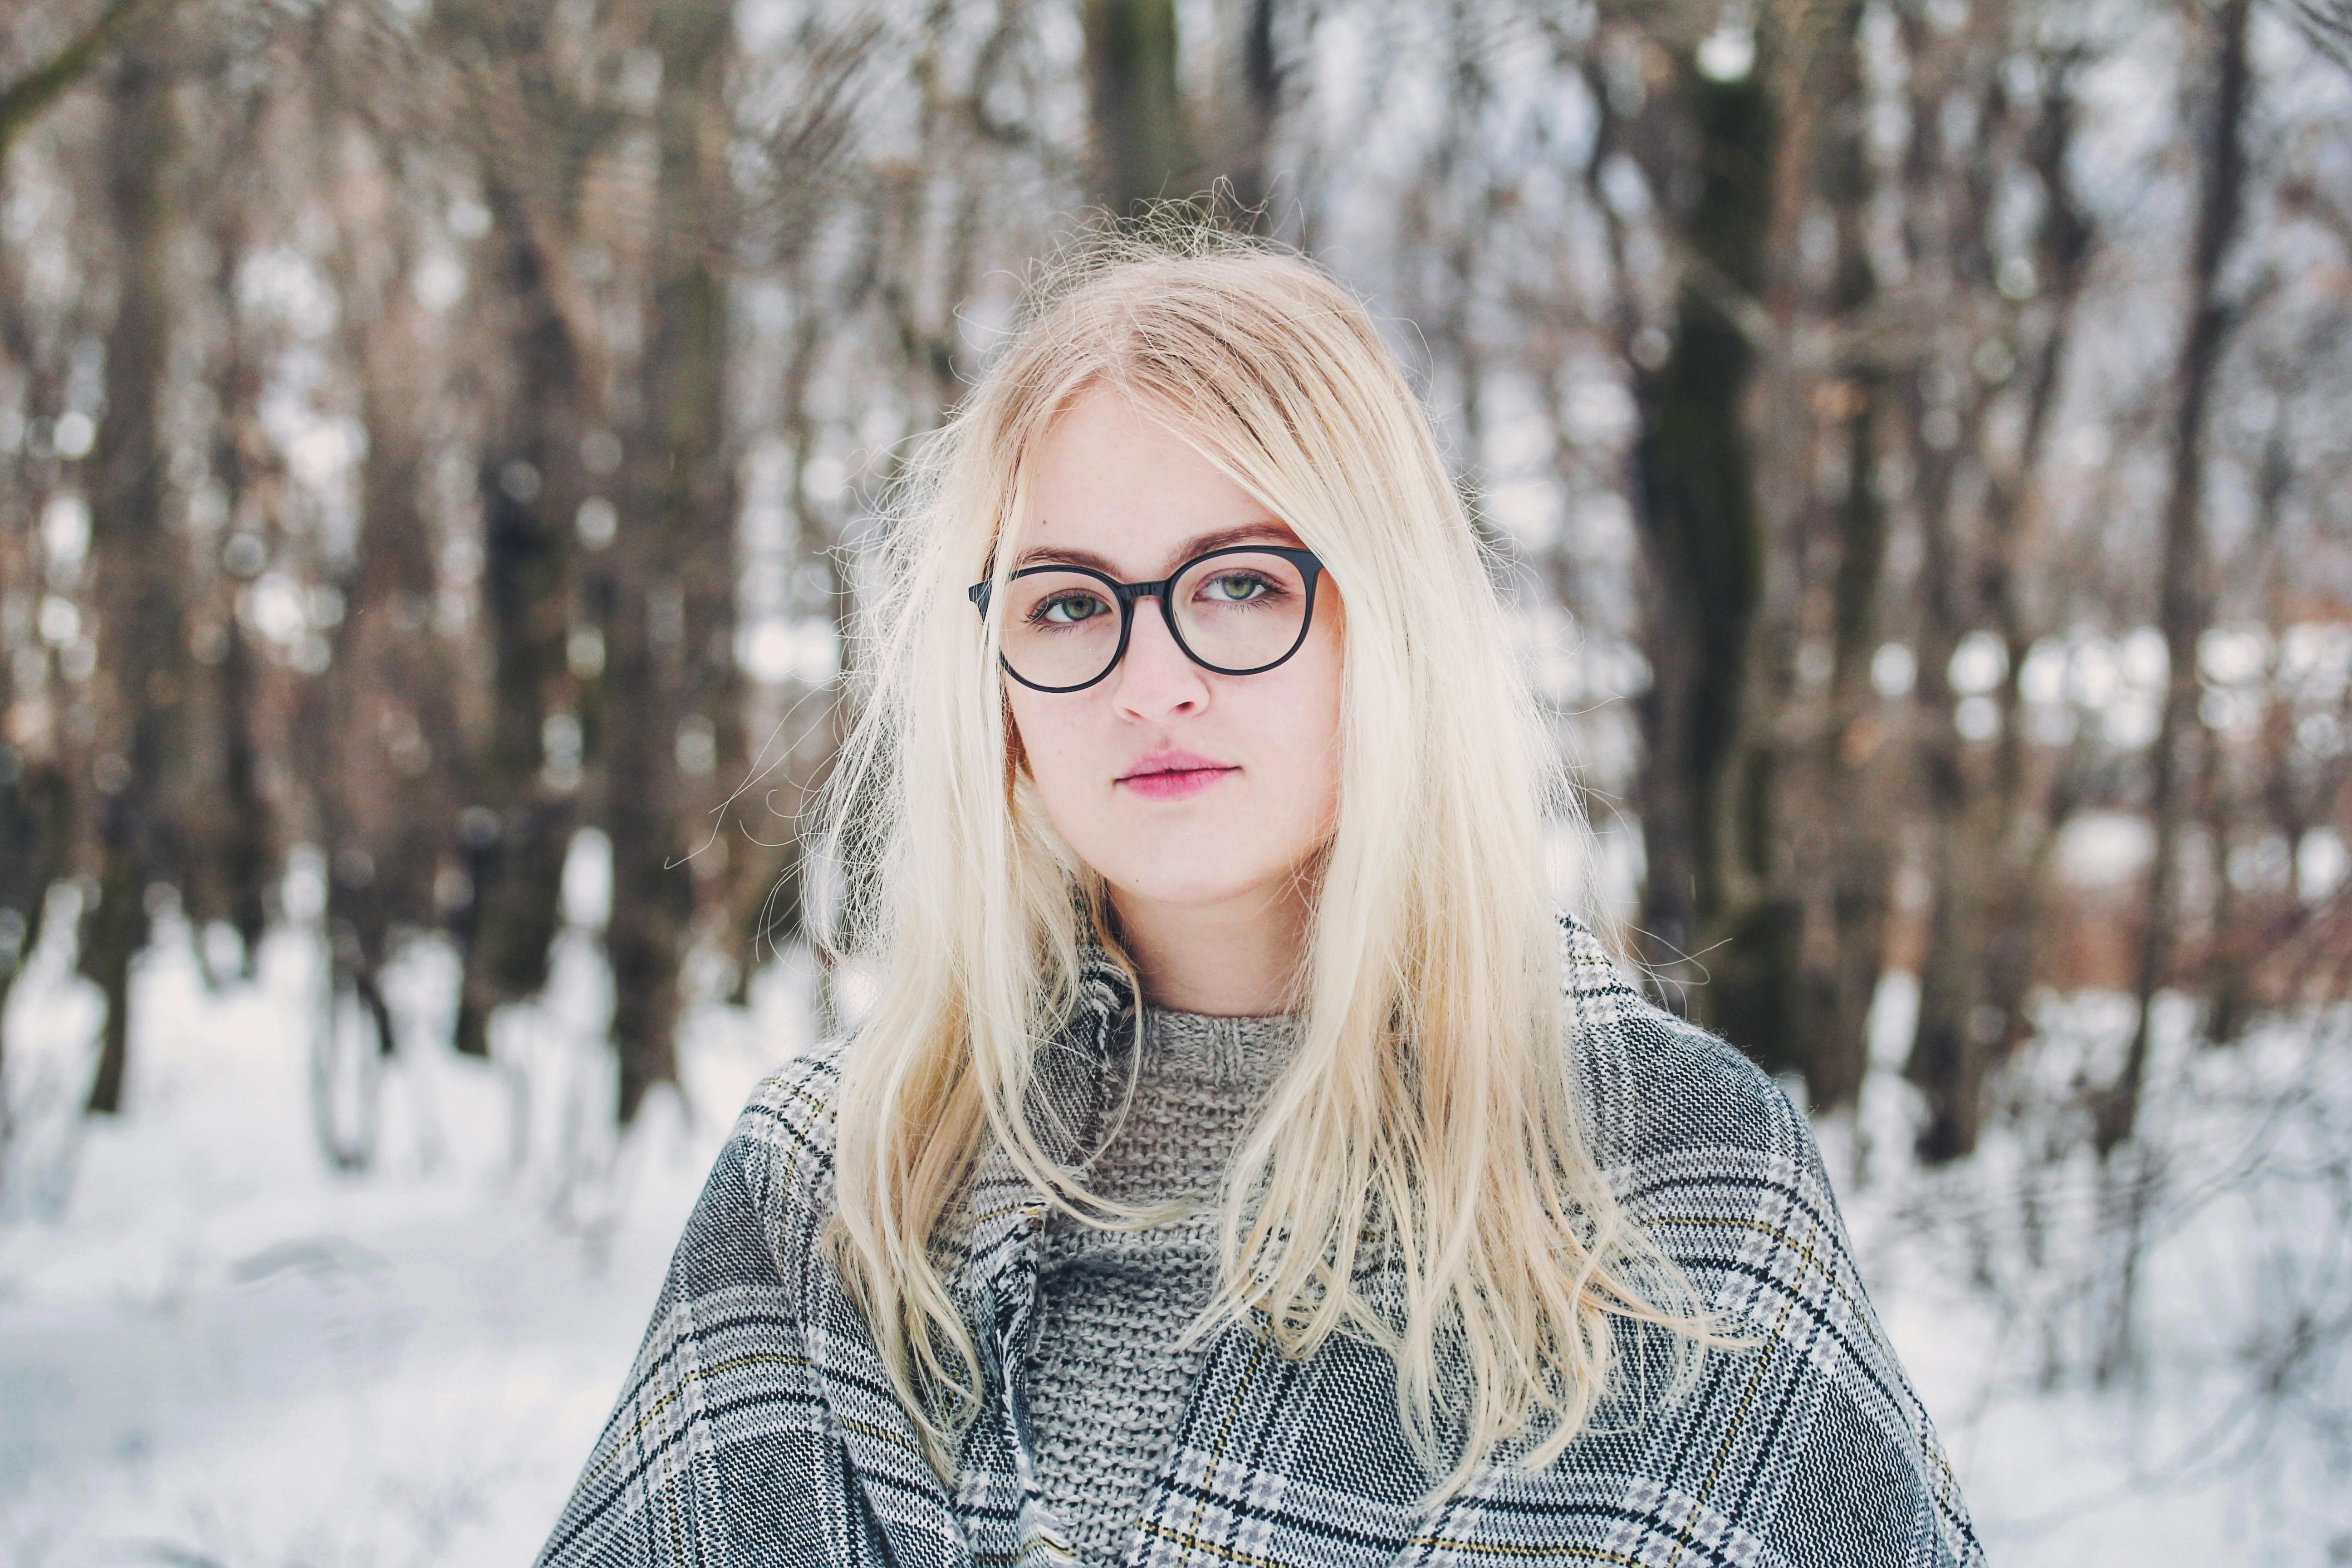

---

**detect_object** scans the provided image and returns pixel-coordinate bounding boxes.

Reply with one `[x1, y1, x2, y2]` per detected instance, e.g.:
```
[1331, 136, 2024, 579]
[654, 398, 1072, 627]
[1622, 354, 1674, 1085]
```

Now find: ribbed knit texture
[1021, 1005, 1299, 1568]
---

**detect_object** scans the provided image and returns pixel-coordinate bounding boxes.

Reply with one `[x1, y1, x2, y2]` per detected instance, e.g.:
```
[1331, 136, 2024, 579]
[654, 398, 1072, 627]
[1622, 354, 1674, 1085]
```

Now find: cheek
[1004, 691, 1092, 815]
[1251, 646, 1345, 843]
[1302, 601, 1345, 812]
[1304, 665, 1345, 829]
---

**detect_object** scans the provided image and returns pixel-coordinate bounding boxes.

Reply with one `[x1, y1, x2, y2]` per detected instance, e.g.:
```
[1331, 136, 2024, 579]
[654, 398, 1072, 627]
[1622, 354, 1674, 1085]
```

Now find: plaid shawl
[538, 919, 1981, 1568]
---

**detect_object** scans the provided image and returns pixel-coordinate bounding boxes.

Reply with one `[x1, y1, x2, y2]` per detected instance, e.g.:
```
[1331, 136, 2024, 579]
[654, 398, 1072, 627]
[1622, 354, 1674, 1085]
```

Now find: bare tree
[426, 0, 611, 1061]
[77, 28, 187, 1115]
[1623, 17, 1776, 1060]
[2097, 0, 2255, 1156]
[602, 0, 736, 1123]
[173, 25, 287, 979]
[303, 42, 473, 1160]
[1085, 0, 1195, 214]
[1905, 34, 2097, 1161]
[1757, 0, 1895, 1114]
[1900, 3, 2103, 1162]
[0, 90, 88, 1108]
[0, 0, 159, 167]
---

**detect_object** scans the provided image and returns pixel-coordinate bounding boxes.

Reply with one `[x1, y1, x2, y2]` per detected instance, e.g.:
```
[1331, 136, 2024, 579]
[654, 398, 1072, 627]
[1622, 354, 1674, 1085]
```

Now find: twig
[0, 0, 165, 165]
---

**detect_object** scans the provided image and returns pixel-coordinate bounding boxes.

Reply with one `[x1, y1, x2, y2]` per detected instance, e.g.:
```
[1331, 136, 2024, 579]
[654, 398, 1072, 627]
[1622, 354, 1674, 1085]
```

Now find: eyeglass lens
[999, 550, 1312, 689]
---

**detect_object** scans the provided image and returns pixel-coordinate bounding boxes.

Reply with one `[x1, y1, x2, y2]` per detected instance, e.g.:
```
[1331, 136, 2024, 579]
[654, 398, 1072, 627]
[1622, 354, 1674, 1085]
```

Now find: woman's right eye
[1036, 593, 1108, 626]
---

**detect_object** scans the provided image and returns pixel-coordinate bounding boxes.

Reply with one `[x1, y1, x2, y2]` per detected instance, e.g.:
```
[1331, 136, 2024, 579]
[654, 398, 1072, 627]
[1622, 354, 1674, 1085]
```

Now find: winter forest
[1, 0, 2349, 1559]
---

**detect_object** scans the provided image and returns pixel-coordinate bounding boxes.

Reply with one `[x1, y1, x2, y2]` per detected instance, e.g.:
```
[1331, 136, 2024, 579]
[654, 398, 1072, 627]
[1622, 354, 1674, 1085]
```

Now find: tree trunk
[1629, 59, 1779, 1064]
[0, 219, 75, 1095]
[1794, 373, 1893, 1114]
[181, 150, 277, 977]
[78, 39, 185, 1115]
[1964, 51, 2096, 1086]
[1209, 0, 1281, 218]
[0, 703, 70, 1085]
[1084, 0, 1196, 216]
[2205, 429, 2292, 1048]
[451, 173, 587, 1059]
[1906, 38, 2097, 1163]
[603, 0, 737, 1123]
[2097, 0, 2253, 1156]
[1774, 0, 1890, 1114]
[324, 154, 460, 1023]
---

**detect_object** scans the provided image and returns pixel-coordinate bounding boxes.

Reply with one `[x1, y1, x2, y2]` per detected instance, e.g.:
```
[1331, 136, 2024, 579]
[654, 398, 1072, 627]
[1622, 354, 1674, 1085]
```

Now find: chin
[1104, 862, 1284, 912]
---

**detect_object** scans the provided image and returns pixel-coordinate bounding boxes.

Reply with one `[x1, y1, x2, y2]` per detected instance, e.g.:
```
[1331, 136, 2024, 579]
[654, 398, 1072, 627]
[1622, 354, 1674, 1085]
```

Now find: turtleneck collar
[1130, 1006, 1301, 1090]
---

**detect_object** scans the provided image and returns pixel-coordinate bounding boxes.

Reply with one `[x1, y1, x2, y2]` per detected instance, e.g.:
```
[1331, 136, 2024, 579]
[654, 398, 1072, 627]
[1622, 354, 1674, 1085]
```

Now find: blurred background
[1, 0, 2348, 1561]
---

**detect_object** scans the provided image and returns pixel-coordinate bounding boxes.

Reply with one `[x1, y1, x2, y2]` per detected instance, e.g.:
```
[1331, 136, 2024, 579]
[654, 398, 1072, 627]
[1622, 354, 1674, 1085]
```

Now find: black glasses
[967, 545, 1326, 694]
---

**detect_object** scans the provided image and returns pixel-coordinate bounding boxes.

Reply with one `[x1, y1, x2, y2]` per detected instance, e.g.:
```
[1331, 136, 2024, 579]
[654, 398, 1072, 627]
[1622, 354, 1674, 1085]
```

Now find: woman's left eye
[1202, 574, 1270, 603]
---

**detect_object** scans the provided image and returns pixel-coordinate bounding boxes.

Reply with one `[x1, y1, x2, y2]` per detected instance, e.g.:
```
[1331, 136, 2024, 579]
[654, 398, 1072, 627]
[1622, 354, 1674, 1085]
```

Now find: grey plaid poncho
[538, 919, 1981, 1568]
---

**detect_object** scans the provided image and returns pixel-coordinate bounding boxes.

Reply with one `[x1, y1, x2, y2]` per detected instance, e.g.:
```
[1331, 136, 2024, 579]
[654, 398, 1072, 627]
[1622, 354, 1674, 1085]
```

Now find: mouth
[1119, 766, 1238, 801]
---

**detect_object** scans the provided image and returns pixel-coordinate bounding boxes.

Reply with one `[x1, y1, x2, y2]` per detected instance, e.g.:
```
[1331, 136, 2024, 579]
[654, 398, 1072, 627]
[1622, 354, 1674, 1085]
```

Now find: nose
[1108, 593, 1208, 721]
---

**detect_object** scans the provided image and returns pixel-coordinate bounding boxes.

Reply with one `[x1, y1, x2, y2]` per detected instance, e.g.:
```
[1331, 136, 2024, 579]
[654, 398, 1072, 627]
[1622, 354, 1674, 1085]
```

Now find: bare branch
[2274, 0, 2352, 74]
[0, 0, 165, 165]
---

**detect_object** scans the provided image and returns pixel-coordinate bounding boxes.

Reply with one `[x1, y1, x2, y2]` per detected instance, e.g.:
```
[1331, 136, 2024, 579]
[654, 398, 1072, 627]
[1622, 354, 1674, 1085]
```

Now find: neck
[1109, 880, 1308, 1015]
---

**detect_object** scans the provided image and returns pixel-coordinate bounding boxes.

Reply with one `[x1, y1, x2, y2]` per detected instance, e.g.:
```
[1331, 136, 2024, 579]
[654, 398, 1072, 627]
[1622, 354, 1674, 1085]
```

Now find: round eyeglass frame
[966, 544, 1327, 694]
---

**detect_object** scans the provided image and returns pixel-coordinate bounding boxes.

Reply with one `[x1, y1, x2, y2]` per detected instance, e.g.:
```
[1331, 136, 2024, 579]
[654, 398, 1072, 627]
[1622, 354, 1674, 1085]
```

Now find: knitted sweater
[1020, 1006, 1300, 1568]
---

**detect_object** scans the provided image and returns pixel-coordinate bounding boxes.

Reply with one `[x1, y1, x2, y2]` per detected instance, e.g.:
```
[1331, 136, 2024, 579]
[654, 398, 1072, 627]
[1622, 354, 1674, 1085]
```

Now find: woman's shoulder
[1558, 916, 1815, 1177]
[1558, 918, 1981, 1563]
[1557, 916, 1867, 1331]
[716, 1038, 855, 1219]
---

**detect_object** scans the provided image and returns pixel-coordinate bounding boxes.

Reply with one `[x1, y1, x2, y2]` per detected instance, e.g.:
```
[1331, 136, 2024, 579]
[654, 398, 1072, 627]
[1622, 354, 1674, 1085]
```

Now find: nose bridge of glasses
[1119, 576, 1191, 656]
[1115, 573, 1176, 607]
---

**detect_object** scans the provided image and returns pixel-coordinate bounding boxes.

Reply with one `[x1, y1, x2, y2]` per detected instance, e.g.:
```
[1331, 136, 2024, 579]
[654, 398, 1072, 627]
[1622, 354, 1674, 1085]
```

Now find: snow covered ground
[2, 882, 2347, 1564]
[0, 877, 801, 1567]
[1833, 978, 2352, 1565]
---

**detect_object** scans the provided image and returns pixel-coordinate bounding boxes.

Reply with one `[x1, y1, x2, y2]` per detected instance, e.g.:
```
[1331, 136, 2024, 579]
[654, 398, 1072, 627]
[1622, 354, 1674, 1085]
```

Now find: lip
[1117, 748, 1239, 801]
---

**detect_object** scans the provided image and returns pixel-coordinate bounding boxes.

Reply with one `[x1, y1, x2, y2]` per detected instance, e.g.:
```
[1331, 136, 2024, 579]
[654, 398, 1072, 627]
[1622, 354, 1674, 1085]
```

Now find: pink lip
[1117, 749, 1239, 801]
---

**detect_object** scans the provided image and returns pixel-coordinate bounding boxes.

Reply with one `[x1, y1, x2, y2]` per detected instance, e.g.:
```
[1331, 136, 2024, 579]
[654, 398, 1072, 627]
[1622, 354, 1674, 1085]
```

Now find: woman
[539, 236, 1979, 1568]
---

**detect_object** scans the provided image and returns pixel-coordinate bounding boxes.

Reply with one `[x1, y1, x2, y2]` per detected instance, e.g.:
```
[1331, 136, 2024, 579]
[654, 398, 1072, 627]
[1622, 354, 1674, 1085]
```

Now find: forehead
[1014, 387, 1300, 574]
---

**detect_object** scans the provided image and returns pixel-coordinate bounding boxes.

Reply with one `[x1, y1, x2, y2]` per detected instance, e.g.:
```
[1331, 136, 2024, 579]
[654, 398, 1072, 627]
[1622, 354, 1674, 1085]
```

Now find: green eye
[1038, 593, 1108, 625]
[1203, 573, 1272, 603]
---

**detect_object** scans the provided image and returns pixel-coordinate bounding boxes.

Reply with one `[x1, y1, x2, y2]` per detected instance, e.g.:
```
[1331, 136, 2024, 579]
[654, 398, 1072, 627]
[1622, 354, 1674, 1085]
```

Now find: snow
[1832, 975, 2352, 1565]
[4, 904, 2348, 1563]
[0, 894, 805, 1565]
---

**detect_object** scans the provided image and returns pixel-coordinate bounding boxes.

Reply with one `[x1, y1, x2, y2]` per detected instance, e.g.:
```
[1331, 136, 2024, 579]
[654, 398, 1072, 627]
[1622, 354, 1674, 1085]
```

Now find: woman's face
[1004, 387, 1344, 926]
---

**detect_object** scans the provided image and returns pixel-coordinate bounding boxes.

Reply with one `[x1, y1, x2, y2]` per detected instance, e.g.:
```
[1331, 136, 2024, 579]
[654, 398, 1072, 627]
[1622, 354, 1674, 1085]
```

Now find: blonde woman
[539, 238, 1980, 1568]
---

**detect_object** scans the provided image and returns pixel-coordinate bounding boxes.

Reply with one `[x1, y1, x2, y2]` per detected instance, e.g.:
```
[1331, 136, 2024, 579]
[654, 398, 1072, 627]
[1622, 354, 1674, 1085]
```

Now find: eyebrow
[1009, 521, 1303, 577]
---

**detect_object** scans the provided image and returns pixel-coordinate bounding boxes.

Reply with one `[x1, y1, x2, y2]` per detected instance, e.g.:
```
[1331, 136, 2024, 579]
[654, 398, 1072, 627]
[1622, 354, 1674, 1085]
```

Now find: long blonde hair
[818, 226, 1708, 1495]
